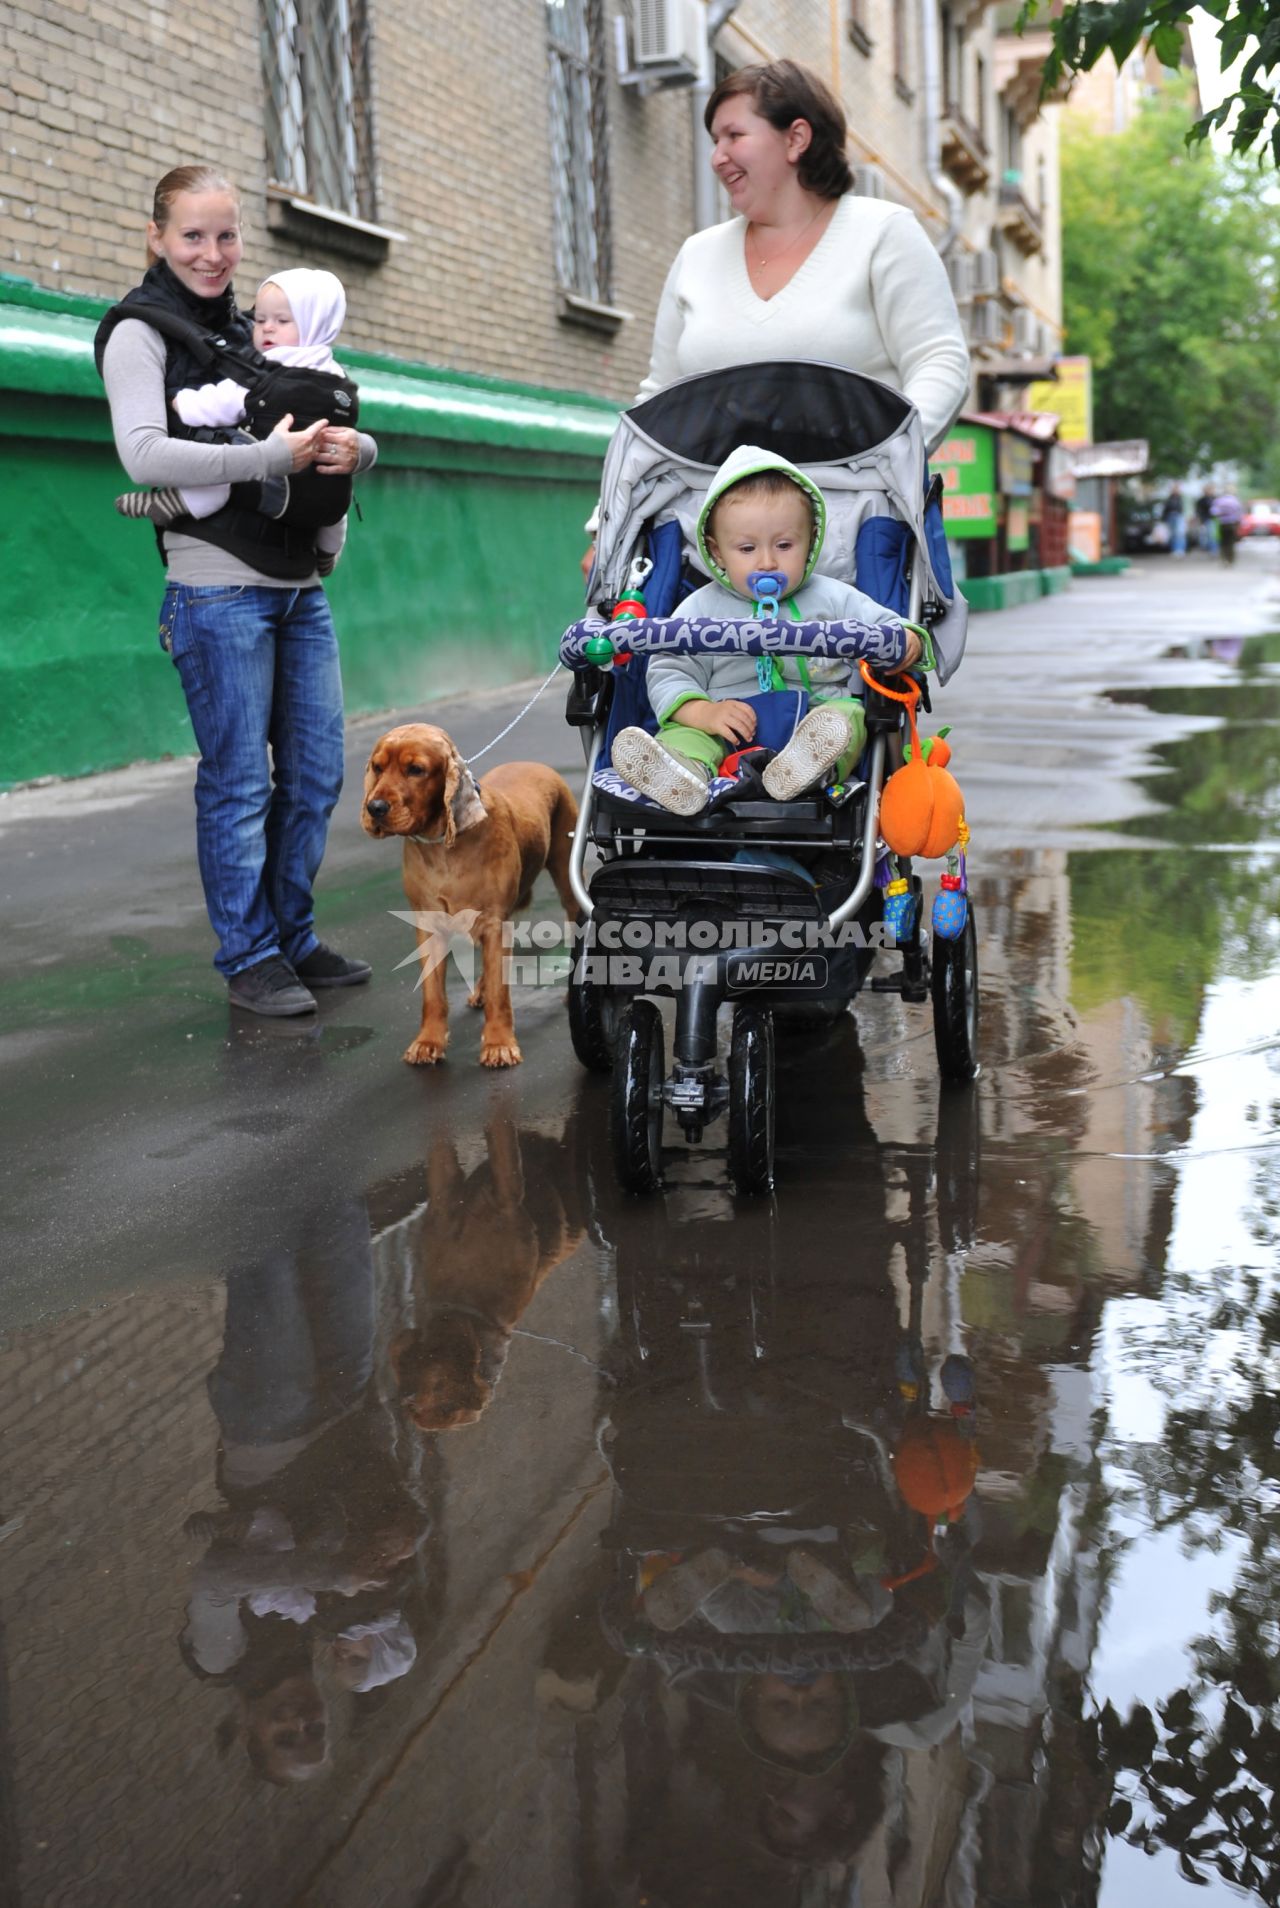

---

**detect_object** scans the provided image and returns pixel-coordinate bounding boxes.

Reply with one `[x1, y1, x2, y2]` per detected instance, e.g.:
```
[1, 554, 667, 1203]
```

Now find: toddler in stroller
[612, 445, 926, 815]
[560, 360, 977, 1195]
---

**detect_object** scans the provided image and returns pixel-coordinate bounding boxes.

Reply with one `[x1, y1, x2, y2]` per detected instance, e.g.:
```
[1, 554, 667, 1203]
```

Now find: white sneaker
[613, 727, 712, 815]
[762, 707, 853, 801]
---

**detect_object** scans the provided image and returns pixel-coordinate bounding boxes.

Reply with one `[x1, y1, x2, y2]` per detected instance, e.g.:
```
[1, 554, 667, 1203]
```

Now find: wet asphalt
[1, 545, 1279, 1907]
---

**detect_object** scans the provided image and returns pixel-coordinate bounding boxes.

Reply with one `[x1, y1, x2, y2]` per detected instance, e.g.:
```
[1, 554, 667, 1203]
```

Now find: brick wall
[0, 0, 696, 401]
[4, 0, 1064, 512]
[0, 0, 1020, 408]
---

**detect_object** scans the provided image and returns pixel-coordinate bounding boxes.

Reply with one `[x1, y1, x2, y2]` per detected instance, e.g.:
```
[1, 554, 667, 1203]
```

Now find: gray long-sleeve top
[647, 575, 903, 722]
[102, 317, 377, 587]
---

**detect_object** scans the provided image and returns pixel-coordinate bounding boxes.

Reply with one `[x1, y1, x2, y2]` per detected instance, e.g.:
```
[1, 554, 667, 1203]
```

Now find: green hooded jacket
[649, 443, 902, 722]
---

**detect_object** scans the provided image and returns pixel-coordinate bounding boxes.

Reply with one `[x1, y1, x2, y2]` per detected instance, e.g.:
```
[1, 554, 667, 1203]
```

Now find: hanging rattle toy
[583, 555, 652, 668]
[859, 659, 971, 942]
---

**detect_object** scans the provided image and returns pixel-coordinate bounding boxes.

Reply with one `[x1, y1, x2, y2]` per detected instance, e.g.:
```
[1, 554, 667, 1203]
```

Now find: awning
[963, 409, 1060, 443]
[1070, 440, 1149, 478]
[975, 355, 1058, 384]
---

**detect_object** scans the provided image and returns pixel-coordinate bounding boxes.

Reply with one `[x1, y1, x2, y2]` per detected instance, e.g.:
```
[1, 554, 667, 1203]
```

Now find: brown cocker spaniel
[362, 723, 580, 1067]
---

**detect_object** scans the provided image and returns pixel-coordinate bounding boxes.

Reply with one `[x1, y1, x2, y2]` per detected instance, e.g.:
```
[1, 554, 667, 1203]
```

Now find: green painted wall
[0, 278, 620, 790]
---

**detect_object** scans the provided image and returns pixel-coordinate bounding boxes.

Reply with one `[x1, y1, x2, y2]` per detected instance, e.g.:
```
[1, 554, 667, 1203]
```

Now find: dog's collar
[409, 830, 448, 846]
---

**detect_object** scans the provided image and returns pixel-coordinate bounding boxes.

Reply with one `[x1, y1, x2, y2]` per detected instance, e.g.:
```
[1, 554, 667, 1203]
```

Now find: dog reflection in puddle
[391, 1117, 586, 1432]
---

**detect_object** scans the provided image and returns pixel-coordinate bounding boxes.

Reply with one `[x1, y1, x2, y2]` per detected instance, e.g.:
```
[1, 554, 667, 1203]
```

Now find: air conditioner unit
[972, 247, 1000, 297]
[968, 300, 1005, 345]
[1012, 305, 1038, 351]
[852, 163, 888, 199]
[947, 249, 975, 304]
[632, 0, 704, 72]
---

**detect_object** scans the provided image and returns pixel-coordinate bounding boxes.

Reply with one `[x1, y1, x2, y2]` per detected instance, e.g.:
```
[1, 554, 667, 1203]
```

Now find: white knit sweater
[636, 195, 970, 452]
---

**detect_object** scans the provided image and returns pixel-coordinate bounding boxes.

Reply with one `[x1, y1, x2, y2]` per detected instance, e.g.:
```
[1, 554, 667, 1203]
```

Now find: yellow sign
[1028, 355, 1093, 446]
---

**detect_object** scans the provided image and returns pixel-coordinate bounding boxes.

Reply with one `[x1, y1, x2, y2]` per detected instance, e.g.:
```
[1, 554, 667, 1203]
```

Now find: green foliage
[1085, 1273, 1280, 1899]
[1068, 652, 1280, 1038]
[1018, 0, 1280, 160]
[1059, 86, 1280, 473]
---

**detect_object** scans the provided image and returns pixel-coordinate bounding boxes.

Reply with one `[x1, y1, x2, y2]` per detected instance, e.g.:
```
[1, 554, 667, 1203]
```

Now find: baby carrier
[95, 298, 359, 568]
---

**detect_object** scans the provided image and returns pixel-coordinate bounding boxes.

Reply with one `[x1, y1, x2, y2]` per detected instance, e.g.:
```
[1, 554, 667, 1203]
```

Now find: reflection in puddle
[1, 639, 1279, 1903]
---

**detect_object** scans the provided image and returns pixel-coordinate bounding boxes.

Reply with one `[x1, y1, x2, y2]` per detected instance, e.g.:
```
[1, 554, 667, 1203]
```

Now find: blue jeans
[209, 1199, 375, 1445]
[161, 583, 345, 976]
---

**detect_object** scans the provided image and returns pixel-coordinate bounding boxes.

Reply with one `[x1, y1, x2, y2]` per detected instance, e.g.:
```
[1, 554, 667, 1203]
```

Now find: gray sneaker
[613, 727, 712, 815]
[227, 955, 317, 1017]
[762, 707, 853, 801]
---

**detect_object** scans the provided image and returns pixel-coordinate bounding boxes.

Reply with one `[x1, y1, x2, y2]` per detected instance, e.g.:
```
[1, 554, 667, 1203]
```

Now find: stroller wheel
[568, 968, 619, 1073]
[611, 1000, 665, 1194]
[728, 1006, 776, 1195]
[932, 905, 979, 1083]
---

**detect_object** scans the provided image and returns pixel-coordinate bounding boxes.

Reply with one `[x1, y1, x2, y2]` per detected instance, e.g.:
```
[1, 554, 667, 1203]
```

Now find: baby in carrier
[612, 447, 926, 816]
[115, 267, 355, 574]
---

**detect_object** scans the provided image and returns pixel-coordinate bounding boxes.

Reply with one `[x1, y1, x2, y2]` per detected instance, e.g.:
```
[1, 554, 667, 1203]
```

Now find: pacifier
[747, 569, 787, 619]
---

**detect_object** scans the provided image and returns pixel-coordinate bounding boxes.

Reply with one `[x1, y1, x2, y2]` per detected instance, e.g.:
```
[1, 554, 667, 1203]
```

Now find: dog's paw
[480, 1038, 522, 1068]
[404, 1035, 448, 1066]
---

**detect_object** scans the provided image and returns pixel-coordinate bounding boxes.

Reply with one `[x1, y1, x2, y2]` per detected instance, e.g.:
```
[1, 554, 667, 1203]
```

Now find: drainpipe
[920, 0, 963, 254]
[692, 1, 742, 231]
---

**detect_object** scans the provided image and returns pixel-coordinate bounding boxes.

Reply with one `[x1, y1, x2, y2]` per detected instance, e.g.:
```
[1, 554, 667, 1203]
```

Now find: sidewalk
[2, 546, 1275, 1320]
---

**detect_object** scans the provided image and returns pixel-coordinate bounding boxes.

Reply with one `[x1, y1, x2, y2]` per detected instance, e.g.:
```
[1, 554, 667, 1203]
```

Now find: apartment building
[2, 0, 1065, 781]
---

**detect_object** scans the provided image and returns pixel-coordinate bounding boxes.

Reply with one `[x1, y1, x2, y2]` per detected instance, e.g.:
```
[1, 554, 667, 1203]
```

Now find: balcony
[940, 108, 991, 192]
[995, 28, 1074, 119]
[997, 178, 1045, 255]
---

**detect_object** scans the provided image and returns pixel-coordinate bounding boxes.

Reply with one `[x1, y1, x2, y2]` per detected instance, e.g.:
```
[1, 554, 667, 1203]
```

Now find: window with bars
[261, 0, 376, 221]
[892, 0, 912, 96]
[546, 0, 612, 306]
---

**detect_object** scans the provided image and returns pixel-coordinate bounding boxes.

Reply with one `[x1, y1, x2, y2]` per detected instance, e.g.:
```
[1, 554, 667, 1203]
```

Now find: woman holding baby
[96, 164, 376, 1017]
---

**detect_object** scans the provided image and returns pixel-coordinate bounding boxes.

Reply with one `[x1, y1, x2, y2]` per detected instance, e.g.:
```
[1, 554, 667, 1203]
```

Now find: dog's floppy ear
[442, 745, 487, 847]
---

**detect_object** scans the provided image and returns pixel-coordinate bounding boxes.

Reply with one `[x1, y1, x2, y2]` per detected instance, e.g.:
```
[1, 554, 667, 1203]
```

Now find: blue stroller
[559, 361, 978, 1195]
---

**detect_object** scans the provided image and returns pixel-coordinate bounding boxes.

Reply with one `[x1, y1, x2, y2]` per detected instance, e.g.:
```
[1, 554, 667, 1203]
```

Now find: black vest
[94, 263, 357, 576]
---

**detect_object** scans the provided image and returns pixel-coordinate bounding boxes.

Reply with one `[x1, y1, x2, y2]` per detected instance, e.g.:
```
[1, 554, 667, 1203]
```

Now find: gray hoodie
[647, 444, 902, 722]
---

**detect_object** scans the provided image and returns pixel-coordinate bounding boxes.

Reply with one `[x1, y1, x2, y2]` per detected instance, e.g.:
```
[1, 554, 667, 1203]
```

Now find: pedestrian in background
[1195, 482, 1216, 554]
[1162, 483, 1187, 558]
[95, 165, 376, 1017]
[1212, 487, 1244, 565]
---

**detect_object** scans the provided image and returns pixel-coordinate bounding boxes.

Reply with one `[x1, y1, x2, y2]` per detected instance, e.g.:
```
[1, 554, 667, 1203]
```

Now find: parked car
[1241, 499, 1280, 538]
[1120, 503, 1170, 554]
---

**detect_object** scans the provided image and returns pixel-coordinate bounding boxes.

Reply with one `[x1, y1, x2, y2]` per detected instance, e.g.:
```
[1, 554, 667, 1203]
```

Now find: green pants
[661, 696, 867, 781]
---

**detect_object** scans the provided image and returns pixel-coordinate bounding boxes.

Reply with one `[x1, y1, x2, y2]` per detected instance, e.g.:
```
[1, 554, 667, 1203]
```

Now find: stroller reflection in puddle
[549, 1066, 990, 1890]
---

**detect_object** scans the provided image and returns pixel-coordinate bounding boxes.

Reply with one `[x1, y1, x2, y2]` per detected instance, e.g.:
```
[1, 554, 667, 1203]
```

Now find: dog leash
[464, 662, 565, 766]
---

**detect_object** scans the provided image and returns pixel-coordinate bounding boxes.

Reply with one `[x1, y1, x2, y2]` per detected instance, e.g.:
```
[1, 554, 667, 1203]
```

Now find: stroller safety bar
[559, 613, 911, 671]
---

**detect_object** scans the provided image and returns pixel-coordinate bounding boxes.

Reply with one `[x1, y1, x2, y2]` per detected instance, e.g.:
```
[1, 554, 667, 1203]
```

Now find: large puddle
[1, 640, 1279, 1905]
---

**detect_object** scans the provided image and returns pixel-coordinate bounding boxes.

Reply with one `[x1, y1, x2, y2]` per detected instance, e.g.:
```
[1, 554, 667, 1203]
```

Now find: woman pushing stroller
[612, 447, 929, 814]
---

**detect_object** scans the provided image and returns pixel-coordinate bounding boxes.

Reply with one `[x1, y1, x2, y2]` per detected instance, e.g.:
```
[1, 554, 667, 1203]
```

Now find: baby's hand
[901, 629, 924, 670]
[675, 699, 757, 746]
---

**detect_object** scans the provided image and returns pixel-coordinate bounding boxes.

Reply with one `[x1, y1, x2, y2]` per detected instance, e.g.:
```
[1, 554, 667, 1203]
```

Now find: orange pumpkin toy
[859, 662, 965, 860]
[893, 1418, 979, 1526]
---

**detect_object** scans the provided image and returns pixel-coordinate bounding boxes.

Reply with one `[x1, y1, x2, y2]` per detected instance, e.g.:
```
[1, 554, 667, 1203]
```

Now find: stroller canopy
[628, 360, 915, 469]
[591, 360, 965, 684]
